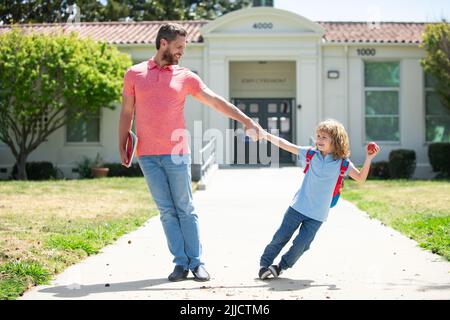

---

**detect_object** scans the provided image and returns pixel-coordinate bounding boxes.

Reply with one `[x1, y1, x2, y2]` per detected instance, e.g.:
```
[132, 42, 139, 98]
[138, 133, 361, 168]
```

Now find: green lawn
[341, 179, 450, 261]
[1, 176, 448, 299]
[0, 177, 159, 300]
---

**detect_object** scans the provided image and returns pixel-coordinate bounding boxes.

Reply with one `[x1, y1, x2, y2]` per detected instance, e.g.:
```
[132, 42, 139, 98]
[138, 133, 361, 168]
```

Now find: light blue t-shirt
[290, 146, 355, 222]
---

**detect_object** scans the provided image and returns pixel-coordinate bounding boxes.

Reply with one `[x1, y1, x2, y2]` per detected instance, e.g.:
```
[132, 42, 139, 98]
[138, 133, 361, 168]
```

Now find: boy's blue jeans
[260, 206, 322, 270]
[138, 154, 202, 271]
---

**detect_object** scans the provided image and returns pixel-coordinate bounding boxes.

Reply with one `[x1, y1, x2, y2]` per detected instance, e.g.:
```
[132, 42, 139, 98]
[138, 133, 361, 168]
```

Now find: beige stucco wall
[322, 45, 432, 177]
[0, 7, 435, 179]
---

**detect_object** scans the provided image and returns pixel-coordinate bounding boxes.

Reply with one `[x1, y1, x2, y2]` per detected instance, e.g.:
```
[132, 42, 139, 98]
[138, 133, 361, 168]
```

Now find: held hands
[366, 141, 381, 160]
[244, 119, 267, 141]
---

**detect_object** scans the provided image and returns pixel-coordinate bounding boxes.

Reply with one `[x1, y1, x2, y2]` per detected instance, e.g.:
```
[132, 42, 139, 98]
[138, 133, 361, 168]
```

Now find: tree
[102, 0, 130, 21]
[186, 0, 251, 20]
[0, 0, 253, 24]
[124, 0, 187, 21]
[100, 0, 252, 22]
[0, 0, 105, 24]
[0, 29, 132, 180]
[421, 22, 450, 110]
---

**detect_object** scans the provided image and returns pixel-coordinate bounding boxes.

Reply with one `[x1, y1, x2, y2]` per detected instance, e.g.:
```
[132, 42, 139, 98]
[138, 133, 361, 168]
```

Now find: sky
[274, 0, 450, 22]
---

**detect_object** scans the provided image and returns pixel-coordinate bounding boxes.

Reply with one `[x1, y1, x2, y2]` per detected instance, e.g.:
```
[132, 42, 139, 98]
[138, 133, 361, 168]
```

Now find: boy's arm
[262, 130, 300, 155]
[348, 143, 381, 183]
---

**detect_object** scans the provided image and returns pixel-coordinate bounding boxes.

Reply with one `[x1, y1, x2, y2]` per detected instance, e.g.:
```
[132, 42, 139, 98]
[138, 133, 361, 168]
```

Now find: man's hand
[119, 145, 129, 167]
[244, 119, 264, 141]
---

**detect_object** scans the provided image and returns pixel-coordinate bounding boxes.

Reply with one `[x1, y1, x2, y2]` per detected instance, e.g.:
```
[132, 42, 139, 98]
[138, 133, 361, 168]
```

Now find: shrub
[428, 143, 450, 176]
[76, 157, 93, 179]
[104, 163, 143, 177]
[11, 162, 58, 180]
[388, 149, 416, 179]
[369, 161, 390, 179]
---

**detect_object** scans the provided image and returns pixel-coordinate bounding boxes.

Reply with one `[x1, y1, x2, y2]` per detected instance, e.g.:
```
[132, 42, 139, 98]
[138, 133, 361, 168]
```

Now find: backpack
[303, 148, 350, 208]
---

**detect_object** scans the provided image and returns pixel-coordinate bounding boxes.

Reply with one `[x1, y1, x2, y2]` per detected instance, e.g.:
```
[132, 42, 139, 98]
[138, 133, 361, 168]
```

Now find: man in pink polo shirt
[118, 23, 261, 282]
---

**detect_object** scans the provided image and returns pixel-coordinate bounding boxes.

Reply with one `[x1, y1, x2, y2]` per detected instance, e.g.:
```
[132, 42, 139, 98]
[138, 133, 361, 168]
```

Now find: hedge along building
[0, 6, 449, 179]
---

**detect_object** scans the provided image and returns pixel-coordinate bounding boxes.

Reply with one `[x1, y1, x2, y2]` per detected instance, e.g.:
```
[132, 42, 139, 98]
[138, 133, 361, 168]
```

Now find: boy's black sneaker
[258, 266, 272, 280]
[268, 264, 282, 278]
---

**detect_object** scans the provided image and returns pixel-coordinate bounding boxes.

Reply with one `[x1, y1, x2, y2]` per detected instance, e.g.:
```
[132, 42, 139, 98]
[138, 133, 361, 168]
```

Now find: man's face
[161, 35, 186, 65]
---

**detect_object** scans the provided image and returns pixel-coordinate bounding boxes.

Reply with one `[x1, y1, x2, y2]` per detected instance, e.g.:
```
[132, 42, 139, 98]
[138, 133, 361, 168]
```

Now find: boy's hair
[155, 23, 187, 50]
[316, 119, 350, 160]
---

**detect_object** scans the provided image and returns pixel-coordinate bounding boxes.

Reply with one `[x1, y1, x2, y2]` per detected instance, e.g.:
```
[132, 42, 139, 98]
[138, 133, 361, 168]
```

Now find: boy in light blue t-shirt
[258, 119, 380, 280]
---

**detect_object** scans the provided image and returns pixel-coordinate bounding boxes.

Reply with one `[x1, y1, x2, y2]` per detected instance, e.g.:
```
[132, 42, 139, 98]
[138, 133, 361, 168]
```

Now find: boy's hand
[366, 142, 381, 159]
[245, 120, 266, 141]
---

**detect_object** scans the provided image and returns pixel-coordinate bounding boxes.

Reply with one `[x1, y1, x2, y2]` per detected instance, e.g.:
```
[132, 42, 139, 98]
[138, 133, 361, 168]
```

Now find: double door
[232, 99, 294, 164]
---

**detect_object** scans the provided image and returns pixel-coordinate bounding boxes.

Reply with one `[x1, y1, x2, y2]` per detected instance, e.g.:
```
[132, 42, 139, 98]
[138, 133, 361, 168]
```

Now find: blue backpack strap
[341, 159, 350, 172]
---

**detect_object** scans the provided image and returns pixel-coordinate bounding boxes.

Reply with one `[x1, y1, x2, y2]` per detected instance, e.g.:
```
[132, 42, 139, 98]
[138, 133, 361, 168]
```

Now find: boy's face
[316, 131, 334, 154]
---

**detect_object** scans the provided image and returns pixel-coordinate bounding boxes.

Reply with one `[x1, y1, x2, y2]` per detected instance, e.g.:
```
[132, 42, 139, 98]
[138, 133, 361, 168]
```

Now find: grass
[341, 179, 450, 261]
[2, 174, 447, 298]
[0, 177, 160, 300]
[0, 260, 52, 299]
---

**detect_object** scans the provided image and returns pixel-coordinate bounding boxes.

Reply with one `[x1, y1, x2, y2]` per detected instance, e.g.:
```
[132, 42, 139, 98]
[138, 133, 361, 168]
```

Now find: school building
[0, 5, 449, 179]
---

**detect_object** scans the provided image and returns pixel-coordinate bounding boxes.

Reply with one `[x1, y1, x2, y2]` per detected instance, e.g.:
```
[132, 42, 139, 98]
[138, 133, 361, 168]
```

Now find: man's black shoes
[168, 265, 189, 282]
[192, 265, 210, 282]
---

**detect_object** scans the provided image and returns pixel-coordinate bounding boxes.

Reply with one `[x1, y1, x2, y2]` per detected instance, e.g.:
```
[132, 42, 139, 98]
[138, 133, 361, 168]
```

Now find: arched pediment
[201, 7, 324, 38]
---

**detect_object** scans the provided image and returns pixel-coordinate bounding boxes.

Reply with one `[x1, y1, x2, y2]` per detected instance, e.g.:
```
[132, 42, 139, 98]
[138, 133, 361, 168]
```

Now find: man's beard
[162, 49, 178, 65]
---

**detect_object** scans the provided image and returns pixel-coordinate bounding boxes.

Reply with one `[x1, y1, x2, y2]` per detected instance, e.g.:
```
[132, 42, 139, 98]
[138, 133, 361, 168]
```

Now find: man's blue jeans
[138, 154, 202, 271]
[260, 206, 322, 270]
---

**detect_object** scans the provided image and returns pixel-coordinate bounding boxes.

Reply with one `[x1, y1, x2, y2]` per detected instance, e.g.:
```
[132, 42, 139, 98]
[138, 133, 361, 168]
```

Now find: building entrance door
[232, 98, 294, 164]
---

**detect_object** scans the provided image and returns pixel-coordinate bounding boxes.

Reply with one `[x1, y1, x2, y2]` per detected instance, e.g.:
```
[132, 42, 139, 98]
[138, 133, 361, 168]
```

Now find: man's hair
[155, 23, 187, 50]
[316, 119, 351, 160]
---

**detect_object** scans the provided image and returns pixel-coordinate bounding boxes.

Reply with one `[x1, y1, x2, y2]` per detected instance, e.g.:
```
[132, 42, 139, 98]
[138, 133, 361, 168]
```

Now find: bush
[76, 157, 93, 179]
[369, 161, 390, 179]
[11, 162, 58, 180]
[388, 149, 416, 179]
[428, 143, 450, 176]
[105, 163, 143, 177]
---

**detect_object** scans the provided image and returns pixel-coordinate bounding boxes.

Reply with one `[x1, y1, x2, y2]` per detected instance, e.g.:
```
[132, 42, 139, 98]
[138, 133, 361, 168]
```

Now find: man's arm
[118, 95, 135, 165]
[192, 87, 262, 140]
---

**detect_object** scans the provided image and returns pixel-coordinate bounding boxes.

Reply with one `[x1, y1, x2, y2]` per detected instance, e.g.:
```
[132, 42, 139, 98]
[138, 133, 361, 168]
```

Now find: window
[364, 61, 400, 142]
[66, 110, 100, 143]
[425, 73, 450, 142]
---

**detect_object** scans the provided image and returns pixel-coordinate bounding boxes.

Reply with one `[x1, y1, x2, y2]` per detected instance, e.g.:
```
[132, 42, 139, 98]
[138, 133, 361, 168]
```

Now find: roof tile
[0, 20, 436, 45]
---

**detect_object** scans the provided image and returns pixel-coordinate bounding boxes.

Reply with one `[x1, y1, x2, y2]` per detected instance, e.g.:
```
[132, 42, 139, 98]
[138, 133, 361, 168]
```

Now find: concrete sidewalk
[21, 167, 450, 300]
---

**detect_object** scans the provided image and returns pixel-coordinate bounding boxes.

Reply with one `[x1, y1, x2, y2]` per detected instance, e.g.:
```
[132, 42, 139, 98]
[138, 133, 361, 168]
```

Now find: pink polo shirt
[122, 58, 207, 156]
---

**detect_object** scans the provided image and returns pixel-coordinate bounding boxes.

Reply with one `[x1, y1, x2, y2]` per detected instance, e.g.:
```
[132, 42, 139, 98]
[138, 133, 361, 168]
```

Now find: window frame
[424, 72, 450, 143]
[65, 109, 102, 146]
[363, 60, 401, 144]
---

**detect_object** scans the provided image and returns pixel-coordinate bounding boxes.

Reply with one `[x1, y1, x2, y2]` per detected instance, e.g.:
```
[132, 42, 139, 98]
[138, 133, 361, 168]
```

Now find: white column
[297, 57, 320, 146]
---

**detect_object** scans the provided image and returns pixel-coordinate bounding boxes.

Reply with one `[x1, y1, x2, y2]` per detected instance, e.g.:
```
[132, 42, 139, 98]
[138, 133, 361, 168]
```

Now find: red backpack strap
[332, 159, 350, 197]
[303, 148, 316, 174]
